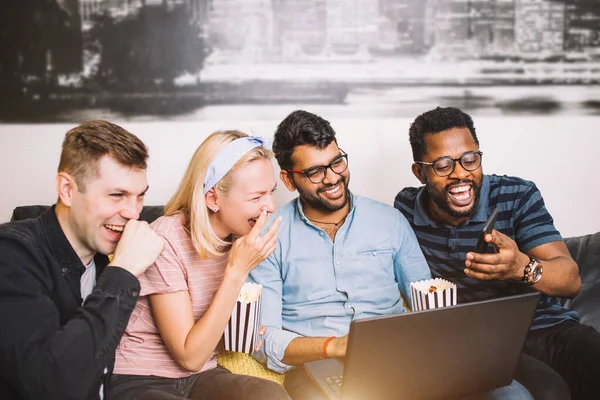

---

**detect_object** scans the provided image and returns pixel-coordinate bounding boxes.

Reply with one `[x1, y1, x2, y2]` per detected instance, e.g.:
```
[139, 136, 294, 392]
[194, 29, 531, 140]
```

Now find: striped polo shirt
[114, 214, 229, 378]
[394, 174, 579, 330]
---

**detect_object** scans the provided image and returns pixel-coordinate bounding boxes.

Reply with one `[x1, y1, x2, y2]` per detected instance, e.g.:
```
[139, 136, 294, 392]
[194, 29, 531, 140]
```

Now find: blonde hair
[164, 130, 273, 258]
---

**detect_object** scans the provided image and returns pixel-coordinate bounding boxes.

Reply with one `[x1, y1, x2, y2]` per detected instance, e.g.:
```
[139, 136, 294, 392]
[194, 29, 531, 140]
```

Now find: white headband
[203, 136, 272, 194]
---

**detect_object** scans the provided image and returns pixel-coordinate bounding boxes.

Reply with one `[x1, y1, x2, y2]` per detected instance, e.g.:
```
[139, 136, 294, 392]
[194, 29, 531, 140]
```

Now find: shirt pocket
[353, 247, 396, 288]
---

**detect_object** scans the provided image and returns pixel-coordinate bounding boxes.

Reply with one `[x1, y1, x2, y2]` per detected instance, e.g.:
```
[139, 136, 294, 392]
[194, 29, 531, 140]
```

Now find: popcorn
[223, 282, 263, 353]
[410, 278, 457, 311]
[237, 282, 262, 303]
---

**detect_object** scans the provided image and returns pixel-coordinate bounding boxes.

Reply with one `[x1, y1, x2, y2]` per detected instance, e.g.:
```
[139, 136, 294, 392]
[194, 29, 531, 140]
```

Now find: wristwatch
[522, 256, 543, 285]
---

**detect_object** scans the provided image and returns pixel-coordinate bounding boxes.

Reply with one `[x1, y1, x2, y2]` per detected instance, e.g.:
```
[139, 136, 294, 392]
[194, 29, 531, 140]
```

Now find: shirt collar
[412, 175, 490, 227]
[40, 205, 109, 275]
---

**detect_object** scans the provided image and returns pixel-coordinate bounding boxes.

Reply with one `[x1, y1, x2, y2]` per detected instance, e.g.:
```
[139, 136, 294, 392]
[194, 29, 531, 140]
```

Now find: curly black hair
[409, 107, 479, 161]
[273, 110, 337, 170]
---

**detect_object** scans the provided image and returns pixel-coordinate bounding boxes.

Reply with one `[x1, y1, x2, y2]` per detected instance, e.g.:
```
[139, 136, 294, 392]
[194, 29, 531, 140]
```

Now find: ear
[412, 163, 427, 185]
[204, 188, 219, 211]
[56, 172, 76, 207]
[279, 170, 297, 192]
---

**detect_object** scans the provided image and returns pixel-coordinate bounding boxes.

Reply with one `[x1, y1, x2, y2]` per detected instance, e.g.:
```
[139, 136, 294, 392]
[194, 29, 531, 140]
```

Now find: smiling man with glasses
[394, 106, 600, 400]
[248, 110, 433, 400]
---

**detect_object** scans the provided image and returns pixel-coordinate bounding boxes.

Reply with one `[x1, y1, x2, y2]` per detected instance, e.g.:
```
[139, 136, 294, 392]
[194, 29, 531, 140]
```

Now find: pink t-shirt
[114, 214, 229, 378]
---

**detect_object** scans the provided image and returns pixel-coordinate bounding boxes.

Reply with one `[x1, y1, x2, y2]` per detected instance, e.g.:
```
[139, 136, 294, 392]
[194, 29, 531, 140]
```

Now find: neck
[426, 200, 469, 227]
[208, 213, 231, 241]
[55, 202, 96, 265]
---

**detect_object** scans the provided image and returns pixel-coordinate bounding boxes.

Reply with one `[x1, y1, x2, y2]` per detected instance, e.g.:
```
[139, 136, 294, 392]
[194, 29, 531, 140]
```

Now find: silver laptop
[305, 292, 540, 400]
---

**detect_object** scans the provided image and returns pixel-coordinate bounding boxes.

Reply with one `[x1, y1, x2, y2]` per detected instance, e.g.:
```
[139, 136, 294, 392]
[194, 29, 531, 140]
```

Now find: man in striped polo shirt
[394, 107, 600, 400]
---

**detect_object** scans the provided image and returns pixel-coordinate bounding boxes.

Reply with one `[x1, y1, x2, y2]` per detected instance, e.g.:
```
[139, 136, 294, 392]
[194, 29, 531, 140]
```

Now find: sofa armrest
[564, 232, 600, 332]
[11, 205, 51, 222]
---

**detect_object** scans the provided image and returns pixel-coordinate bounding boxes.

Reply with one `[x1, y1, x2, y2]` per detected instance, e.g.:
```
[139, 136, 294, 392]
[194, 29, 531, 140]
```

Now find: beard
[425, 178, 481, 219]
[297, 175, 351, 213]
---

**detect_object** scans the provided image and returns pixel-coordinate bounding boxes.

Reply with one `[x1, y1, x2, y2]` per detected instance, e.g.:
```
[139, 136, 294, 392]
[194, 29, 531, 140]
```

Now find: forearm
[525, 253, 581, 297]
[177, 269, 246, 371]
[282, 336, 344, 366]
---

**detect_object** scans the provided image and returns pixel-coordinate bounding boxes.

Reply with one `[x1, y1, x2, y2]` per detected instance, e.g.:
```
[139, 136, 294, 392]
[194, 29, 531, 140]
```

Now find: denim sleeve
[248, 248, 300, 373]
[393, 211, 432, 300]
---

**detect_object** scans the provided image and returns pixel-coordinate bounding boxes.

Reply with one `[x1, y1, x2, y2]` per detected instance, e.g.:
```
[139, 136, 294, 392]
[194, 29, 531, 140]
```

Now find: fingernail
[277, 216, 282, 222]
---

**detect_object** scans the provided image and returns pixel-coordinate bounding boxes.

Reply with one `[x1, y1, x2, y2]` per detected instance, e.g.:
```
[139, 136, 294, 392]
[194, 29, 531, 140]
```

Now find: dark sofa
[9, 205, 600, 332]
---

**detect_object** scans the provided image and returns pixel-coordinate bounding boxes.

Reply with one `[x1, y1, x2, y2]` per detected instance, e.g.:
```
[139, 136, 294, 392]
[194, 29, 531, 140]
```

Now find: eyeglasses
[287, 153, 349, 184]
[415, 151, 483, 177]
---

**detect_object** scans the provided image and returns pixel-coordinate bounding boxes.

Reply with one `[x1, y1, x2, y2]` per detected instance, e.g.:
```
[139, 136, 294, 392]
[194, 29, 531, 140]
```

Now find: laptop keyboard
[324, 374, 344, 396]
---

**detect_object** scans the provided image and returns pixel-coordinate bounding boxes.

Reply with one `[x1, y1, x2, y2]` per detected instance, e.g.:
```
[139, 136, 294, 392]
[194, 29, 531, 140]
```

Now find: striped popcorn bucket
[223, 292, 262, 353]
[410, 278, 457, 312]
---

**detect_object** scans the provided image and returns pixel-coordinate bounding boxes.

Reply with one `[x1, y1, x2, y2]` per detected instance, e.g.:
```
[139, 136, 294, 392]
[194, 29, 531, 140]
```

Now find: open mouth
[320, 183, 343, 200]
[104, 224, 124, 239]
[248, 214, 264, 227]
[447, 183, 473, 207]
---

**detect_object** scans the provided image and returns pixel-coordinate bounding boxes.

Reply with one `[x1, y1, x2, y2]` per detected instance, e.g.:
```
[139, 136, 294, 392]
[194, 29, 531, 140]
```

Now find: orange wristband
[323, 336, 336, 359]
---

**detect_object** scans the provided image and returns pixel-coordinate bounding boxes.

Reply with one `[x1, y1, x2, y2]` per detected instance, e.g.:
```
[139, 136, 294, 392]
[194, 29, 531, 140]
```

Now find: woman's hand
[254, 325, 267, 352]
[227, 209, 281, 278]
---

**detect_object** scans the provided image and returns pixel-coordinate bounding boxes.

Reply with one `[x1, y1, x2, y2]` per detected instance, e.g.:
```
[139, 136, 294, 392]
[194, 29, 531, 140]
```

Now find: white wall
[0, 116, 598, 237]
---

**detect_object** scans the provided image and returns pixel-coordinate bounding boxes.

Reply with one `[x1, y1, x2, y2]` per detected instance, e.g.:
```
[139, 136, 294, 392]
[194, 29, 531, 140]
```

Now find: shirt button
[131, 290, 139, 297]
[61, 267, 68, 273]
[319, 232, 324, 236]
[336, 260, 340, 265]
[450, 245, 456, 251]
[372, 251, 377, 256]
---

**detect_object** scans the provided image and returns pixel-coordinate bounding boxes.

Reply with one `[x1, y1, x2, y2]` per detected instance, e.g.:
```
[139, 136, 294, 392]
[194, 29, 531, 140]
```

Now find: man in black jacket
[0, 120, 164, 400]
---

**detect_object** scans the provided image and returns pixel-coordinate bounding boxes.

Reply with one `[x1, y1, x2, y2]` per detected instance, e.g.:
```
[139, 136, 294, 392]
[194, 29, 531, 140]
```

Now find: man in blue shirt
[250, 110, 533, 400]
[395, 106, 600, 399]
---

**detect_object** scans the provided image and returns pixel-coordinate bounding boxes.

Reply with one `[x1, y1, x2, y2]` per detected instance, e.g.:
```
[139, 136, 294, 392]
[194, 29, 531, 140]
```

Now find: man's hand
[327, 335, 348, 358]
[109, 220, 165, 277]
[464, 229, 529, 281]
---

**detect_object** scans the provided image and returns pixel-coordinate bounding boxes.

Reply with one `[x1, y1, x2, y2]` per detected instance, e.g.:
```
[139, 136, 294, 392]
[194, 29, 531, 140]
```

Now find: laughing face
[62, 155, 148, 262]
[413, 127, 482, 226]
[213, 157, 277, 237]
[283, 141, 350, 215]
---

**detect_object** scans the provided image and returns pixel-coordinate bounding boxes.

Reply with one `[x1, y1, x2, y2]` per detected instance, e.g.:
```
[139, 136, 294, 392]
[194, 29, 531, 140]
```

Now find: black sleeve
[0, 240, 140, 400]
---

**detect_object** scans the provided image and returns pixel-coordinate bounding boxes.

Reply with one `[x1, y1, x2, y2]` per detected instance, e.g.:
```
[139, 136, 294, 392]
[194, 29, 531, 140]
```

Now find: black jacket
[0, 206, 140, 400]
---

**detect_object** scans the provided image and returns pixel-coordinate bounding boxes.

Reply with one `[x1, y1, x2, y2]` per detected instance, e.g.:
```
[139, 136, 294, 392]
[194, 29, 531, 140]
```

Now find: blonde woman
[109, 131, 289, 400]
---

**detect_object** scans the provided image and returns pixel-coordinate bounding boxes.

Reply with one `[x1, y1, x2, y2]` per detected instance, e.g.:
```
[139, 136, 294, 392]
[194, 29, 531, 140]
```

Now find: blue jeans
[464, 380, 533, 400]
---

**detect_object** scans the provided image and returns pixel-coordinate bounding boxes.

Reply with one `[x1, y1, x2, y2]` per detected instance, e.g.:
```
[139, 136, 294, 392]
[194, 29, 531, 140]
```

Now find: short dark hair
[409, 107, 479, 161]
[58, 120, 149, 192]
[273, 110, 337, 170]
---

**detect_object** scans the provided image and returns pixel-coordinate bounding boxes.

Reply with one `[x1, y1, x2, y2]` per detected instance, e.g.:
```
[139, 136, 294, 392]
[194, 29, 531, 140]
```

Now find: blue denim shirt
[248, 193, 431, 372]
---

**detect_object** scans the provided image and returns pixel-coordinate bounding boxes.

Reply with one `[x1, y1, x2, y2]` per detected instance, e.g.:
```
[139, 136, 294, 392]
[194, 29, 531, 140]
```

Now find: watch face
[532, 265, 543, 283]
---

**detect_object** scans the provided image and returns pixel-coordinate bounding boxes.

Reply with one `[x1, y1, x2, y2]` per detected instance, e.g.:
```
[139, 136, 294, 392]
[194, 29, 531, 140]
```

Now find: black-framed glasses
[287, 152, 349, 184]
[415, 151, 483, 177]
